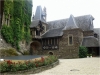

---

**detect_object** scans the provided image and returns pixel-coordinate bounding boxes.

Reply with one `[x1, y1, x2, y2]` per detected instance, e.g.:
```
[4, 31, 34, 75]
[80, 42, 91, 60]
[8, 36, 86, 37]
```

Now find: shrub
[23, 50, 30, 55]
[0, 48, 18, 57]
[0, 55, 58, 73]
[79, 46, 88, 58]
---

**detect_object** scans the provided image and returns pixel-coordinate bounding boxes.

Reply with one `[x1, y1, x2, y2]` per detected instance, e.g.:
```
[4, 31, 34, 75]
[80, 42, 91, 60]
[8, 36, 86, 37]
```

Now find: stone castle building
[30, 6, 100, 58]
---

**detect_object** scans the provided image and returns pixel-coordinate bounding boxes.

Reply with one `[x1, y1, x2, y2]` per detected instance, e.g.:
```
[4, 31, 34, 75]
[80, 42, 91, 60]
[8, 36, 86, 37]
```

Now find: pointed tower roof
[63, 14, 78, 30]
[33, 6, 46, 22]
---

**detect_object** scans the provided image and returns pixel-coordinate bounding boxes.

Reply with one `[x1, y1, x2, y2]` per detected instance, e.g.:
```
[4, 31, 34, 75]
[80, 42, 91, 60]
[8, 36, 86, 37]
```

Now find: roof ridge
[47, 14, 92, 22]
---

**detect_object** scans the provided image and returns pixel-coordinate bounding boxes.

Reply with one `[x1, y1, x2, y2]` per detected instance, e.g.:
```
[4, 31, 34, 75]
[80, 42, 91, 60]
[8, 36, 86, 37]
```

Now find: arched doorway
[30, 41, 41, 55]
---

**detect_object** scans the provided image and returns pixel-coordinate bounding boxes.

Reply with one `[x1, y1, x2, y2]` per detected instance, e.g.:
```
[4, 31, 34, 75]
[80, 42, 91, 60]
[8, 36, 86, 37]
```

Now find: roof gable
[30, 20, 39, 28]
[63, 15, 78, 30]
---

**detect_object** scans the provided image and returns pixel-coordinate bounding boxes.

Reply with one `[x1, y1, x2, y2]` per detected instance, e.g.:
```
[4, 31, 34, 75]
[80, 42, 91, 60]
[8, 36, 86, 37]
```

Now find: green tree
[79, 46, 88, 58]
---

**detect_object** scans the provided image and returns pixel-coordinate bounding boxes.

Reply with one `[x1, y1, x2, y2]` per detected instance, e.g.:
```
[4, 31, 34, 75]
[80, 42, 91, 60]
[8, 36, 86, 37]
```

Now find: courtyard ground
[30, 57, 100, 75]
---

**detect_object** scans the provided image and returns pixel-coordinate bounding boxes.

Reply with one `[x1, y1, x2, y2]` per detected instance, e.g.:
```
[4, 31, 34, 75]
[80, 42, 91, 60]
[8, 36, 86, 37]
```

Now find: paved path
[31, 57, 100, 75]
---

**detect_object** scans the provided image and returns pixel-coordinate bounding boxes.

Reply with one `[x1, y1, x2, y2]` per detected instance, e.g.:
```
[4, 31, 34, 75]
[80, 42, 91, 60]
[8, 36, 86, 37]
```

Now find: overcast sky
[32, 0, 100, 28]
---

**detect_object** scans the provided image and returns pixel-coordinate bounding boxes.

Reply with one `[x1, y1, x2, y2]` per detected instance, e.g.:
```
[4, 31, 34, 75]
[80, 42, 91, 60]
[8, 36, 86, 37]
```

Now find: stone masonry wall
[58, 28, 83, 58]
[39, 28, 83, 59]
[83, 31, 94, 37]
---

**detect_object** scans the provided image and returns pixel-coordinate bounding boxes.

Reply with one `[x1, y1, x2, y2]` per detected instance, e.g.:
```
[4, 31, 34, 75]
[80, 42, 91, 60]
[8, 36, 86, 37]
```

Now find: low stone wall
[1, 60, 59, 75]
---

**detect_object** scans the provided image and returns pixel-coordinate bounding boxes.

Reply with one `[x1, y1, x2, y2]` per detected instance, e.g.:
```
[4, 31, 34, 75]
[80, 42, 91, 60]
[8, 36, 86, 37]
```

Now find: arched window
[68, 35, 73, 45]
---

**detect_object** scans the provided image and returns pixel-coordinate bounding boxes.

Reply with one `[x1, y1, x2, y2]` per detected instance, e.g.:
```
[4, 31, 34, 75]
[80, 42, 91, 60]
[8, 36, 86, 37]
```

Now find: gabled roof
[42, 27, 64, 38]
[30, 20, 47, 28]
[82, 36, 99, 47]
[63, 15, 78, 30]
[75, 15, 94, 31]
[47, 15, 94, 31]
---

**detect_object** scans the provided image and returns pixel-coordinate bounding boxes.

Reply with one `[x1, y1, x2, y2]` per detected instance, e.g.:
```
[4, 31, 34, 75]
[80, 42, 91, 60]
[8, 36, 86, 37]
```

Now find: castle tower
[61, 15, 83, 58]
[33, 6, 47, 22]
[42, 6, 47, 21]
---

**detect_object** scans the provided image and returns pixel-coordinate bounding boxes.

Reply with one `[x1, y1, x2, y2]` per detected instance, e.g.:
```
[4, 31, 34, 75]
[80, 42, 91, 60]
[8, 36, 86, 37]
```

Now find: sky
[32, 0, 100, 28]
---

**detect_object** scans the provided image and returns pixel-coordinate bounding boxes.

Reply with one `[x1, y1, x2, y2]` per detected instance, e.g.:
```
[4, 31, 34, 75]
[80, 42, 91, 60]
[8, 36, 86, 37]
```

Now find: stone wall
[58, 28, 83, 58]
[19, 41, 30, 53]
[83, 31, 94, 37]
[39, 28, 83, 59]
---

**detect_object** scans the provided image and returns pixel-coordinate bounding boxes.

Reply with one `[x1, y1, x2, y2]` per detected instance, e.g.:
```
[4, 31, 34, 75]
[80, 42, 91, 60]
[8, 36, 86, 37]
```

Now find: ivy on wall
[1, 0, 32, 50]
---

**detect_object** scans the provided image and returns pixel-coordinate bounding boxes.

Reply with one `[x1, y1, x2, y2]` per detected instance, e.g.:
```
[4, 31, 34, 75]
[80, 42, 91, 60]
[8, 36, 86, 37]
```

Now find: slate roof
[33, 6, 46, 22]
[94, 28, 100, 44]
[30, 20, 47, 28]
[63, 15, 78, 30]
[94, 28, 100, 35]
[30, 20, 39, 28]
[41, 27, 64, 38]
[47, 15, 94, 31]
[82, 36, 99, 47]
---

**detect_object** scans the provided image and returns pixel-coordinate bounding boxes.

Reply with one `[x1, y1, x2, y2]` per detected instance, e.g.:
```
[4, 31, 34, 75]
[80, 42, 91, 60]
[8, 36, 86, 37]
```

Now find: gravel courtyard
[31, 57, 100, 75]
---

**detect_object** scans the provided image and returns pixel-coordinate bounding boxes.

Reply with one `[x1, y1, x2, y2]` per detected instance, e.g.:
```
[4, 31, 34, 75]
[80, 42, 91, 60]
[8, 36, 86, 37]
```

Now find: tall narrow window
[49, 38, 51, 45]
[46, 39, 48, 45]
[30, 31, 32, 35]
[36, 30, 40, 36]
[52, 38, 54, 45]
[45, 39, 46, 45]
[55, 38, 57, 45]
[68, 35, 73, 45]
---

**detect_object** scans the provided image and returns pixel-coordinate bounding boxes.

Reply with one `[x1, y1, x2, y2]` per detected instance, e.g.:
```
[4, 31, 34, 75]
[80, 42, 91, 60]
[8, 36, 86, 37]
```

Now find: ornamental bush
[0, 55, 58, 73]
[0, 48, 18, 57]
[79, 46, 88, 58]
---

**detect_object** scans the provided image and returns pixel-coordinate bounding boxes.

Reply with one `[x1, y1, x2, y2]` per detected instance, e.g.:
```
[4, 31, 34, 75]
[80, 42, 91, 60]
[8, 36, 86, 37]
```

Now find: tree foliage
[79, 46, 88, 58]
